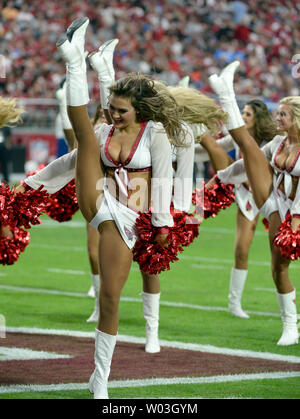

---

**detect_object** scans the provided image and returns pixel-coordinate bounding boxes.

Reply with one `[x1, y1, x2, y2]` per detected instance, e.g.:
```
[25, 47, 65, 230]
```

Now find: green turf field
[0, 203, 299, 399]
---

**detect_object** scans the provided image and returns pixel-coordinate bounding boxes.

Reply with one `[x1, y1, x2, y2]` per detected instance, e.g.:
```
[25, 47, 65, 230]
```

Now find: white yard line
[25, 241, 300, 270]
[254, 287, 276, 293]
[30, 243, 85, 252]
[47, 268, 86, 275]
[0, 284, 282, 318]
[0, 370, 299, 395]
[0, 284, 89, 298]
[181, 255, 300, 269]
[34, 220, 86, 228]
[0, 347, 72, 361]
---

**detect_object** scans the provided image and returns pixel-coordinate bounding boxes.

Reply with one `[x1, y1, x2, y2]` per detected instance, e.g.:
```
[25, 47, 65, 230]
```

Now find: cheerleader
[89, 46, 227, 352]
[55, 17, 192, 399]
[208, 61, 300, 346]
[25, 39, 223, 353]
[194, 99, 278, 318]
[0, 97, 28, 264]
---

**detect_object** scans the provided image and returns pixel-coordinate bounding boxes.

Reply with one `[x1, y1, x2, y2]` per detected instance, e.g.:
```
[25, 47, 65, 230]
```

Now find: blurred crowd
[0, 0, 299, 104]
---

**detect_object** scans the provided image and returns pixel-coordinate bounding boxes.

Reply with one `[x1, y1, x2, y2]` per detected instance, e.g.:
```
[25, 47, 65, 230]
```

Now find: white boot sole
[145, 334, 160, 353]
[277, 330, 299, 346]
[230, 307, 250, 319]
[86, 311, 99, 322]
[66, 17, 89, 42]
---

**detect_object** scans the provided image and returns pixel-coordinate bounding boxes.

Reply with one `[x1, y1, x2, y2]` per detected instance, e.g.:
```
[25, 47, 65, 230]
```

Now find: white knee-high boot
[88, 38, 119, 110]
[228, 268, 249, 319]
[55, 78, 73, 130]
[142, 291, 160, 353]
[56, 17, 90, 107]
[89, 329, 117, 399]
[276, 289, 299, 346]
[87, 274, 100, 322]
[208, 61, 245, 131]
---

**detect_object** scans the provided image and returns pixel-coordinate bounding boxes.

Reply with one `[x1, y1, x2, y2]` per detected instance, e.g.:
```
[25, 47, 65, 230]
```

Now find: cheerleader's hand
[154, 226, 170, 247]
[14, 183, 26, 196]
[205, 175, 218, 191]
[154, 233, 169, 248]
[291, 215, 300, 233]
[190, 123, 208, 142]
[0, 224, 13, 238]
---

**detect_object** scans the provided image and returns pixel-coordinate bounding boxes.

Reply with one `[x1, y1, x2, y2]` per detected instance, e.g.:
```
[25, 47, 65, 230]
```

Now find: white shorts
[89, 186, 138, 249]
[259, 189, 290, 221]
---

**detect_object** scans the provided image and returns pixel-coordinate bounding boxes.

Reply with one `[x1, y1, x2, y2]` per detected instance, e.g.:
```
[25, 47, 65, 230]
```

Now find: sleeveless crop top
[271, 136, 300, 199]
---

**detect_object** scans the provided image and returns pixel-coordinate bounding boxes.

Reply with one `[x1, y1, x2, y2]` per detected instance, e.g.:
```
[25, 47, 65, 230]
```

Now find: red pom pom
[25, 165, 78, 222]
[14, 226, 31, 253]
[46, 179, 79, 222]
[192, 178, 235, 219]
[171, 206, 201, 247]
[0, 181, 49, 229]
[273, 214, 300, 261]
[12, 184, 49, 229]
[0, 182, 15, 226]
[133, 210, 183, 275]
[0, 226, 30, 265]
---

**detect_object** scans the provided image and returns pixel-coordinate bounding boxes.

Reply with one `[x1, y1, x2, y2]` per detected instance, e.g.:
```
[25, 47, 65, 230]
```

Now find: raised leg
[56, 17, 105, 223]
[209, 62, 273, 209]
[201, 132, 233, 172]
[56, 17, 115, 399]
[86, 223, 100, 318]
[68, 105, 105, 222]
[227, 127, 273, 208]
[89, 38, 119, 114]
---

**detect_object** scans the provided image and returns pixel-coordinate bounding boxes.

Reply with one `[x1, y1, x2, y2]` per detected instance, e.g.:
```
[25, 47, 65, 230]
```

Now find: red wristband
[19, 181, 31, 191]
[292, 214, 300, 219]
[213, 174, 220, 184]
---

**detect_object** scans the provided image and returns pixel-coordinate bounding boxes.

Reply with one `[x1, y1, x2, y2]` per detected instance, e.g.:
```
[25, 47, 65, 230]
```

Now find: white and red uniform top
[195, 134, 261, 221]
[25, 120, 194, 240]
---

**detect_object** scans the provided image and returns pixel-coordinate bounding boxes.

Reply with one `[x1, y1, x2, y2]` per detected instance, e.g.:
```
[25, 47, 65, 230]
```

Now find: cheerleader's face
[241, 105, 255, 130]
[108, 95, 137, 128]
[276, 104, 293, 131]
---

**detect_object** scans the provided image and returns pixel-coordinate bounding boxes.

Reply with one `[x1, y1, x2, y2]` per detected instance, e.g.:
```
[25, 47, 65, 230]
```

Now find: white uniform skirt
[89, 186, 139, 249]
[234, 184, 259, 221]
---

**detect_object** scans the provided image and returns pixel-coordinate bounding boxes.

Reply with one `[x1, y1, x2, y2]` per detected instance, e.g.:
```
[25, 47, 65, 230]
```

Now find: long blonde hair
[279, 96, 300, 133]
[0, 97, 24, 128]
[157, 84, 228, 138]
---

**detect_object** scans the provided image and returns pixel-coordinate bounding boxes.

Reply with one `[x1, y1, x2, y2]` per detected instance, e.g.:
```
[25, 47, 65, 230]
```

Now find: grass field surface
[0, 203, 299, 399]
